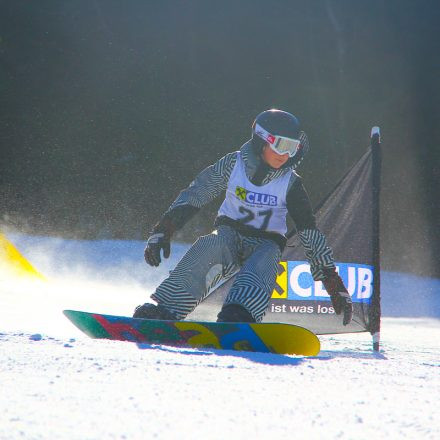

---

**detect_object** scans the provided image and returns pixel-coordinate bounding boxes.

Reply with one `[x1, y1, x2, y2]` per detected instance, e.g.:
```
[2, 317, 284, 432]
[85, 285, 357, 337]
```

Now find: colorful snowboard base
[63, 310, 320, 356]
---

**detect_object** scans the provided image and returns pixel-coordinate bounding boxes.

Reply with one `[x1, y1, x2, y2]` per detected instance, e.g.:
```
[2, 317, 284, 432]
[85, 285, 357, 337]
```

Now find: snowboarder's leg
[219, 238, 281, 323]
[144, 226, 240, 319]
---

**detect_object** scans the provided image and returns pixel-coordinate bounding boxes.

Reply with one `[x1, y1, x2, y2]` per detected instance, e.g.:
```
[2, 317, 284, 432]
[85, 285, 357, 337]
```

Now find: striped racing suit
[149, 140, 335, 322]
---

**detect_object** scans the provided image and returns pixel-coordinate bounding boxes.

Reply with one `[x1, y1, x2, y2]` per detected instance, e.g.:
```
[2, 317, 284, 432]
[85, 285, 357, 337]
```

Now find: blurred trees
[1, 0, 438, 276]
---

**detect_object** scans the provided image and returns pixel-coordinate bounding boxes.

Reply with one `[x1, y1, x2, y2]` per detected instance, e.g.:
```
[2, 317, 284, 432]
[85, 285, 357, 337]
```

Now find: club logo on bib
[235, 186, 277, 206]
[235, 186, 247, 201]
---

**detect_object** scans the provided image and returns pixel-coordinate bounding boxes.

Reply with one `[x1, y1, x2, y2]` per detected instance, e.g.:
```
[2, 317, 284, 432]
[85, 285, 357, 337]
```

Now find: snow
[1, 235, 439, 439]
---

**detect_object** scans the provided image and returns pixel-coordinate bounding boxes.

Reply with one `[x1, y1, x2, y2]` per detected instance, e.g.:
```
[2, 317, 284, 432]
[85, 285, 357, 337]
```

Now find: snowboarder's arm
[151, 151, 238, 237]
[287, 179, 353, 325]
[286, 178, 336, 281]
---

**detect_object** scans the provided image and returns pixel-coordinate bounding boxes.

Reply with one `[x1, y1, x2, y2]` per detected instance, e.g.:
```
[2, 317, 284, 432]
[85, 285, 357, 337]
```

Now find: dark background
[1, 0, 439, 277]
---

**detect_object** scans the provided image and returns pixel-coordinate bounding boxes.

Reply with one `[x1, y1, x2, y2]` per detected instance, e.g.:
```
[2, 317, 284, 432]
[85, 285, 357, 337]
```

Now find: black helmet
[251, 109, 309, 169]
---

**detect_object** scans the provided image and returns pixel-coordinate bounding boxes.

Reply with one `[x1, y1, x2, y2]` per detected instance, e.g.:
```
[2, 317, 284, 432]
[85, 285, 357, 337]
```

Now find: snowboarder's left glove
[322, 269, 353, 326]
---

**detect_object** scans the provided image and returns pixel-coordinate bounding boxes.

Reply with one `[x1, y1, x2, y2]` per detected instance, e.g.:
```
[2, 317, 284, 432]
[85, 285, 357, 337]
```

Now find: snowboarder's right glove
[322, 269, 353, 326]
[144, 232, 170, 267]
[144, 218, 175, 267]
[144, 206, 198, 267]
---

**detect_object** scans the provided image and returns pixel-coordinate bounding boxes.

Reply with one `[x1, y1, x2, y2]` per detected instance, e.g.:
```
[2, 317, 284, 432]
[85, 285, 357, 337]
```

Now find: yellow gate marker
[0, 233, 46, 280]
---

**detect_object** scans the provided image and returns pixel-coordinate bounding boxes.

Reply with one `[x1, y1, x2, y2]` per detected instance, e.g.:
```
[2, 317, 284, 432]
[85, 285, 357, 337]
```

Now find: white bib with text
[218, 152, 292, 235]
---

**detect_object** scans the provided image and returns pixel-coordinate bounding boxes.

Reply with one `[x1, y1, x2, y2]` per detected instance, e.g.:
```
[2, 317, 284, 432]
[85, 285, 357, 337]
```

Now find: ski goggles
[255, 123, 301, 157]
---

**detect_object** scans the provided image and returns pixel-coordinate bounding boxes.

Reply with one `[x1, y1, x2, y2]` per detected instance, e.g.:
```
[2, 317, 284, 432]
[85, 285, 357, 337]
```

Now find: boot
[133, 303, 177, 320]
[216, 303, 256, 323]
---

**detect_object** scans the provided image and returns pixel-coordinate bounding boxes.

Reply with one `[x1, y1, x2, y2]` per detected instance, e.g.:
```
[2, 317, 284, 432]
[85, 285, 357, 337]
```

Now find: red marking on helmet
[267, 134, 275, 144]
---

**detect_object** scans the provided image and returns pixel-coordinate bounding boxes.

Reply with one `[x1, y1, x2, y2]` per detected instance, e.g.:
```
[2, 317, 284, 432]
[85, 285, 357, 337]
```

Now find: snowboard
[63, 310, 320, 356]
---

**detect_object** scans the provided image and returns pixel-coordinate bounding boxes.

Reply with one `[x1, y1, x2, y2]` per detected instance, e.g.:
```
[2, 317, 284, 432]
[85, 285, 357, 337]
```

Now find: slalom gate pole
[370, 126, 382, 351]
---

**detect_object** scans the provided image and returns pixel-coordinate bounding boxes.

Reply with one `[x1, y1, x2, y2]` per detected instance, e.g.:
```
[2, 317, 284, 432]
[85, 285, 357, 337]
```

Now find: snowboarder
[134, 109, 353, 325]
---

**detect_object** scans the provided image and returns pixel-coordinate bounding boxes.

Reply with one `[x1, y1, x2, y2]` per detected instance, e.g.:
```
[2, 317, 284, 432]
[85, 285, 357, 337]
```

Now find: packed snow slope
[1, 234, 439, 440]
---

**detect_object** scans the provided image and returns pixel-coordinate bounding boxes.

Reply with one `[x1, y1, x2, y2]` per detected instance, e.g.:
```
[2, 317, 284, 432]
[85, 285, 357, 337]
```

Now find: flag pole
[370, 126, 382, 351]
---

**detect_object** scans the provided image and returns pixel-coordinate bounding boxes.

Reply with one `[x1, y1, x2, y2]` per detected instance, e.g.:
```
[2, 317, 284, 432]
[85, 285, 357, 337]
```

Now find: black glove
[322, 269, 353, 326]
[144, 232, 170, 267]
